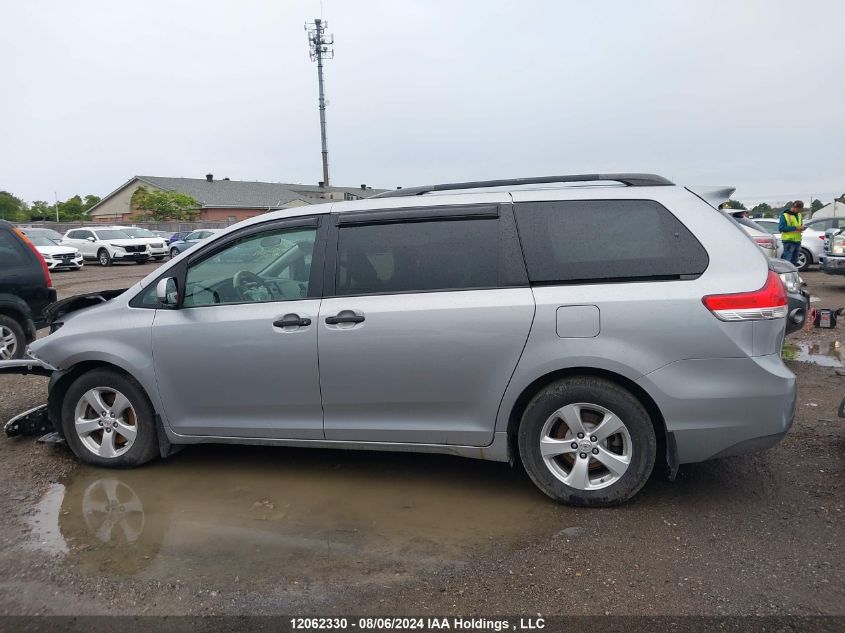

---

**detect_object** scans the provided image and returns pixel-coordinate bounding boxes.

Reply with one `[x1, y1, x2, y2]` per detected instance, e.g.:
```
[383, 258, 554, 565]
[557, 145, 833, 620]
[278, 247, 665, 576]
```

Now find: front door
[317, 207, 534, 447]
[151, 219, 326, 439]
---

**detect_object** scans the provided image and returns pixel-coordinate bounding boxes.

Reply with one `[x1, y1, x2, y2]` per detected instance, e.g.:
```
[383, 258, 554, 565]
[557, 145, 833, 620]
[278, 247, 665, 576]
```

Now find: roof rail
[371, 173, 674, 198]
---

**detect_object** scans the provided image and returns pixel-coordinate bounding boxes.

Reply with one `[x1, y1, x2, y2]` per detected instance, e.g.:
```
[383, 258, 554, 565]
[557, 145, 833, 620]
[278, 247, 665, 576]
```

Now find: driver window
[183, 226, 317, 307]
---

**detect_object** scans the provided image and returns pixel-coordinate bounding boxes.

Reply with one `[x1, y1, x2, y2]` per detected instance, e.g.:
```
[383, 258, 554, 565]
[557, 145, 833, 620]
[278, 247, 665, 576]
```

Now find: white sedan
[27, 234, 83, 270]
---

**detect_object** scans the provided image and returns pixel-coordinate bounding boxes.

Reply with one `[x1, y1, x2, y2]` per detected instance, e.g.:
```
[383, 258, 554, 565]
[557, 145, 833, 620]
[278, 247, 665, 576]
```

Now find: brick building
[86, 174, 384, 224]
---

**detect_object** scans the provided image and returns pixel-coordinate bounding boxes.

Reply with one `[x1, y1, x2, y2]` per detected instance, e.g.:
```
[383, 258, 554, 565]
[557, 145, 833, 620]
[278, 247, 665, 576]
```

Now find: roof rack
[371, 173, 674, 198]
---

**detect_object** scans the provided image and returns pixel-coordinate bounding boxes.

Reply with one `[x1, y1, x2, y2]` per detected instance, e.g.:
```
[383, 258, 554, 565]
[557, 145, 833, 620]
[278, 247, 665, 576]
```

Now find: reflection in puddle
[782, 341, 843, 367]
[27, 446, 570, 590]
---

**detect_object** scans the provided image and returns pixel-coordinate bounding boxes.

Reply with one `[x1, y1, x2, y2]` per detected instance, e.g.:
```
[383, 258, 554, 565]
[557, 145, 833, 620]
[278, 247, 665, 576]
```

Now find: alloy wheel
[73, 387, 138, 458]
[99, 252, 109, 266]
[0, 326, 18, 360]
[539, 402, 632, 490]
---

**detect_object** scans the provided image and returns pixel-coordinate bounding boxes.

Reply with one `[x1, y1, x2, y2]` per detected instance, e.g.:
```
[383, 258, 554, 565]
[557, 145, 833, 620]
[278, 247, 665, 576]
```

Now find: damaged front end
[1, 287, 127, 437]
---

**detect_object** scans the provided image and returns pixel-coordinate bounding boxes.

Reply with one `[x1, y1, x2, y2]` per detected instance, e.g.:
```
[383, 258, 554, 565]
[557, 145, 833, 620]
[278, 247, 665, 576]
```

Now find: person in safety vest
[779, 200, 805, 266]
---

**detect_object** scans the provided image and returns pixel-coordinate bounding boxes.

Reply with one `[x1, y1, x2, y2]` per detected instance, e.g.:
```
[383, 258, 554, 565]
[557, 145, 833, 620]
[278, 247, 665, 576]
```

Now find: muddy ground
[0, 264, 842, 616]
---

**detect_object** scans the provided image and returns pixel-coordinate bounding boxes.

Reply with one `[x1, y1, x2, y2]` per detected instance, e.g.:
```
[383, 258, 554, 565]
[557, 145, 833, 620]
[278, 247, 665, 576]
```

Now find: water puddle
[782, 341, 844, 367]
[25, 446, 571, 591]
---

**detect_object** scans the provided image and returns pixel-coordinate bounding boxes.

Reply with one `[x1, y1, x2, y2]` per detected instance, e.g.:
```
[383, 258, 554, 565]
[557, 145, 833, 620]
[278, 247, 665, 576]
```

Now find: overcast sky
[2, 0, 843, 206]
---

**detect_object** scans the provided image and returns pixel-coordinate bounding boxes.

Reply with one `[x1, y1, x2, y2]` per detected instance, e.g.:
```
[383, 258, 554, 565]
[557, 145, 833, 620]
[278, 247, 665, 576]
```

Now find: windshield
[24, 228, 63, 241]
[28, 235, 56, 247]
[122, 228, 155, 238]
[94, 230, 132, 240]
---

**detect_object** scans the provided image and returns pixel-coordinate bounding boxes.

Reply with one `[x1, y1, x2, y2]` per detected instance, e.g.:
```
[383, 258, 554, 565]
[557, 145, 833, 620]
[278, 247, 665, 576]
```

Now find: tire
[0, 315, 26, 360]
[797, 248, 811, 272]
[169, 248, 179, 259]
[98, 249, 112, 267]
[61, 368, 159, 468]
[517, 377, 656, 507]
[153, 256, 165, 261]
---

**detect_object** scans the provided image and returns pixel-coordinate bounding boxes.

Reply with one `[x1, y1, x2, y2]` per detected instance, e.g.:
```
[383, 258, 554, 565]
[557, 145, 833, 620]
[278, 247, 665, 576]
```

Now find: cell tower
[305, 18, 334, 188]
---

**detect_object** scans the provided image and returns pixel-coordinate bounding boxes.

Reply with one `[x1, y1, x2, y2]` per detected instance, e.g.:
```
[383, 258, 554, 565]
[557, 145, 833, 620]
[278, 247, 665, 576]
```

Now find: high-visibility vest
[782, 213, 802, 243]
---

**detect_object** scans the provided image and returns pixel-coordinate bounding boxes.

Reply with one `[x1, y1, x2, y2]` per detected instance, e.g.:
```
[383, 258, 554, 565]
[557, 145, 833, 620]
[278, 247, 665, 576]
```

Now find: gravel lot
[0, 263, 842, 617]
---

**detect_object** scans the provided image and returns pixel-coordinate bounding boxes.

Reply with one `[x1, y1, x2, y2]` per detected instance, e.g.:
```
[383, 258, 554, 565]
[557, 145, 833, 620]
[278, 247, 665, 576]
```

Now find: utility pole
[306, 18, 334, 188]
[54, 191, 60, 223]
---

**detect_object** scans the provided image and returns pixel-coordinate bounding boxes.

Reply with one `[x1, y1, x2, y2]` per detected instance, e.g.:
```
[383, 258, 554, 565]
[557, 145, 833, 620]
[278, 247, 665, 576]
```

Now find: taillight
[702, 271, 787, 321]
[12, 227, 53, 288]
[752, 236, 773, 247]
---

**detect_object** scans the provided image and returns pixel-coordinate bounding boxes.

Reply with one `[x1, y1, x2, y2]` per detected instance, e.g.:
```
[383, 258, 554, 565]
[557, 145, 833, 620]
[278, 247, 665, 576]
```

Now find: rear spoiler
[686, 186, 737, 209]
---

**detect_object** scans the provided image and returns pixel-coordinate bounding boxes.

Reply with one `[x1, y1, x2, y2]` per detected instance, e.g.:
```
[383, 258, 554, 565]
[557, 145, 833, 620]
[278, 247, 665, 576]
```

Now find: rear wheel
[169, 248, 179, 259]
[98, 249, 112, 267]
[797, 248, 811, 271]
[0, 315, 26, 360]
[62, 369, 159, 468]
[518, 377, 656, 506]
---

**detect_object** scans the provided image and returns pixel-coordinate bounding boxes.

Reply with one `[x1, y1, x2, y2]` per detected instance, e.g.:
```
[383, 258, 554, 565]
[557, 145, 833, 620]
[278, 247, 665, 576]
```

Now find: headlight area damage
[0, 288, 127, 438]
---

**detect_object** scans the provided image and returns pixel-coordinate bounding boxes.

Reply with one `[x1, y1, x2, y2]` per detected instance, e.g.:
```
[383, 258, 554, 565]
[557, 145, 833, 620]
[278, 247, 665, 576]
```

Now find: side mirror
[87, 236, 96, 242]
[156, 277, 179, 306]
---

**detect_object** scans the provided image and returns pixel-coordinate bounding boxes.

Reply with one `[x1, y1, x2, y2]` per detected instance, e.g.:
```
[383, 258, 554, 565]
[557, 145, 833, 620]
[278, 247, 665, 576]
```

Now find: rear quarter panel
[495, 187, 773, 434]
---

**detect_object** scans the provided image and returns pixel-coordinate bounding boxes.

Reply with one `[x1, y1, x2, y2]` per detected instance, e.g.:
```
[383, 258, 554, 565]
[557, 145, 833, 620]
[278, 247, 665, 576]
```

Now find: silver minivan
[2, 174, 796, 506]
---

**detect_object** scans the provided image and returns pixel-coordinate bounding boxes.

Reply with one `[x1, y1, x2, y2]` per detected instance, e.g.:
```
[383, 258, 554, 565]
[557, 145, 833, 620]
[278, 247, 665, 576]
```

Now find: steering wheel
[232, 270, 271, 301]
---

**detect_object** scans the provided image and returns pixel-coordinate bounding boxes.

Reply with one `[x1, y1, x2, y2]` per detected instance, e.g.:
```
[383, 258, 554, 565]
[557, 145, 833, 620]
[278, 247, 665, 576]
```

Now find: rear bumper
[637, 353, 796, 464]
[819, 255, 845, 275]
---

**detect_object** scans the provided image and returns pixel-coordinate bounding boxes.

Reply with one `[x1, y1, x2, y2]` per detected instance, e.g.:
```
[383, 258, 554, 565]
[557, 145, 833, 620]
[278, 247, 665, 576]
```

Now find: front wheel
[797, 248, 811, 271]
[169, 248, 179, 259]
[62, 369, 160, 468]
[517, 377, 656, 507]
[98, 249, 112, 267]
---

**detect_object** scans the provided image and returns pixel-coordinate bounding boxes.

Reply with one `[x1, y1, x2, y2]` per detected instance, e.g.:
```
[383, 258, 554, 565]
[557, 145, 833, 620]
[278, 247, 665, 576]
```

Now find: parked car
[768, 258, 809, 334]
[61, 228, 151, 266]
[0, 221, 56, 359]
[168, 229, 222, 258]
[26, 234, 83, 271]
[110, 226, 168, 261]
[18, 227, 64, 244]
[754, 217, 826, 271]
[150, 230, 172, 241]
[733, 216, 781, 258]
[805, 216, 845, 236]
[819, 229, 845, 276]
[168, 231, 192, 245]
[1, 173, 796, 507]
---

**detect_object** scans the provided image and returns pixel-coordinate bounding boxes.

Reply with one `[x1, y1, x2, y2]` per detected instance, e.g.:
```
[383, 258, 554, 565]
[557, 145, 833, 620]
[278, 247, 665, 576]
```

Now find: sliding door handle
[325, 314, 365, 325]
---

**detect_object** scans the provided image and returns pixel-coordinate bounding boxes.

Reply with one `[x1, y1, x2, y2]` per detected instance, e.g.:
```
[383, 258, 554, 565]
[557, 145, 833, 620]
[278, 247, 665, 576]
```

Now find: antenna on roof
[305, 18, 334, 188]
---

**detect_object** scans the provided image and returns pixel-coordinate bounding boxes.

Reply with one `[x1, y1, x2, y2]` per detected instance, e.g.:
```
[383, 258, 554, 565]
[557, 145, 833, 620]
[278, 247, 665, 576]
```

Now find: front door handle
[273, 315, 311, 328]
[325, 314, 365, 325]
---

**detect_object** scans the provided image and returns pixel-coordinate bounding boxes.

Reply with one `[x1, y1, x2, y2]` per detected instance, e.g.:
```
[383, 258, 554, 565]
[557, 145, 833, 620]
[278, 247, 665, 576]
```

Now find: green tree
[0, 191, 28, 222]
[131, 186, 199, 221]
[83, 194, 101, 211]
[28, 200, 53, 221]
[723, 199, 746, 210]
[810, 199, 824, 213]
[57, 195, 85, 221]
[750, 202, 773, 217]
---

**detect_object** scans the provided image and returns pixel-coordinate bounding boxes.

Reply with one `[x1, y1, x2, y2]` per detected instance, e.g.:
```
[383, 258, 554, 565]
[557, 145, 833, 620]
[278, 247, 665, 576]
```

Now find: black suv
[0, 220, 56, 359]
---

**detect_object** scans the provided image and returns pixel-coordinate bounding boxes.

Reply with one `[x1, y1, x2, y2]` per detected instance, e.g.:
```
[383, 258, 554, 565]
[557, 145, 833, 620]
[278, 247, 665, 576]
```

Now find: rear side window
[0, 231, 27, 267]
[335, 219, 499, 295]
[514, 199, 708, 283]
